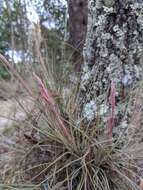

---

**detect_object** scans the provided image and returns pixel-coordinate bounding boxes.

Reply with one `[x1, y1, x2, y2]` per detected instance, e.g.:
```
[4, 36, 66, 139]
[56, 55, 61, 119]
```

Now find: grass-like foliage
[0, 21, 143, 189]
[0, 53, 142, 190]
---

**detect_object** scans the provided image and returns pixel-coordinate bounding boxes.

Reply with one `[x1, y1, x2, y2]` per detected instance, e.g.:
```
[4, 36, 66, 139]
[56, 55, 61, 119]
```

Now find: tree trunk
[68, 0, 88, 72]
[77, 0, 143, 129]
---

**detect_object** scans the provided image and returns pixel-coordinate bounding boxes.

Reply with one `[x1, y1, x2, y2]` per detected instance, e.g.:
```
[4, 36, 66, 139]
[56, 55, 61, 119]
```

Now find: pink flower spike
[33, 73, 55, 107]
[109, 80, 116, 116]
[108, 80, 116, 138]
[33, 73, 73, 143]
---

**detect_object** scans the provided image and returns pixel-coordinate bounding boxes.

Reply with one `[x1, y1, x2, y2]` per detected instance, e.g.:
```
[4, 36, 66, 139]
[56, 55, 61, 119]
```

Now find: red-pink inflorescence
[107, 80, 116, 138]
[33, 73, 73, 143]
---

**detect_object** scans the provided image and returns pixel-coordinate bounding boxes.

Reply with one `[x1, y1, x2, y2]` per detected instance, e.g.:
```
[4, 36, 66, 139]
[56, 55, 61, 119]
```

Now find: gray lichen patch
[83, 100, 96, 121]
[99, 103, 109, 118]
[122, 74, 133, 87]
[103, 0, 115, 8]
[96, 0, 115, 9]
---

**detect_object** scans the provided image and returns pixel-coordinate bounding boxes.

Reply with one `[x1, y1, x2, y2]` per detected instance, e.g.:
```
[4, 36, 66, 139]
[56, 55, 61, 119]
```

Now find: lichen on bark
[77, 0, 143, 127]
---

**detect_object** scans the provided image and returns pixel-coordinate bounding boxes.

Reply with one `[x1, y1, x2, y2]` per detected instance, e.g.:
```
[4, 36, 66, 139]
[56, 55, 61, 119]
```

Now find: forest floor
[0, 97, 33, 130]
[0, 80, 34, 130]
[0, 84, 34, 180]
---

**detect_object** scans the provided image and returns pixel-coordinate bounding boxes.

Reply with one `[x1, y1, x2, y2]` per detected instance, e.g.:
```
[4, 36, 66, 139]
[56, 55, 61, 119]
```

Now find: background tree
[0, 0, 68, 80]
[68, 0, 88, 72]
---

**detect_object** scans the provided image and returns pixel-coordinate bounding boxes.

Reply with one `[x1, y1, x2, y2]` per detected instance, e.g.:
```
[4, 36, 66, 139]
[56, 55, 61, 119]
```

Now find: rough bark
[77, 0, 143, 129]
[68, 0, 88, 72]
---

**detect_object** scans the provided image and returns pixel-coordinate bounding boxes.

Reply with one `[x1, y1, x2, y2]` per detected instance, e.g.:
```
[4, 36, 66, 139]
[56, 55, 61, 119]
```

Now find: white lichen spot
[103, 6, 114, 13]
[83, 65, 89, 72]
[96, 0, 103, 9]
[100, 46, 108, 57]
[121, 120, 128, 129]
[134, 65, 141, 79]
[131, 2, 143, 10]
[102, 33, 112, 40]
[103, 0, 115, 8]
[81, 71, 90, 82]
[122, 74, 133, 86]
[99, 104, 108, 116]
[113, 25, 124, 37]
[106, 66, 111, 74]
[106, 54, 123, 83]
[83, 100, 96, 121]
[137, 14, 143, 29]
[95, 15, 106, 26]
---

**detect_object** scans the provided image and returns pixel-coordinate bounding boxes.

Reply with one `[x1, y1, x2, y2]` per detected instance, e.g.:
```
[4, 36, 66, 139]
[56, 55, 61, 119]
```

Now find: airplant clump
[0, 54, 142, 190]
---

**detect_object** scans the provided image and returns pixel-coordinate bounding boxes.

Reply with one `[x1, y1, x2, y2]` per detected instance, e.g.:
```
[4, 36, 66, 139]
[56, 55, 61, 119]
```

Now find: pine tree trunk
[68, 0, 88, 72]
[77, 0, 143, 129]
